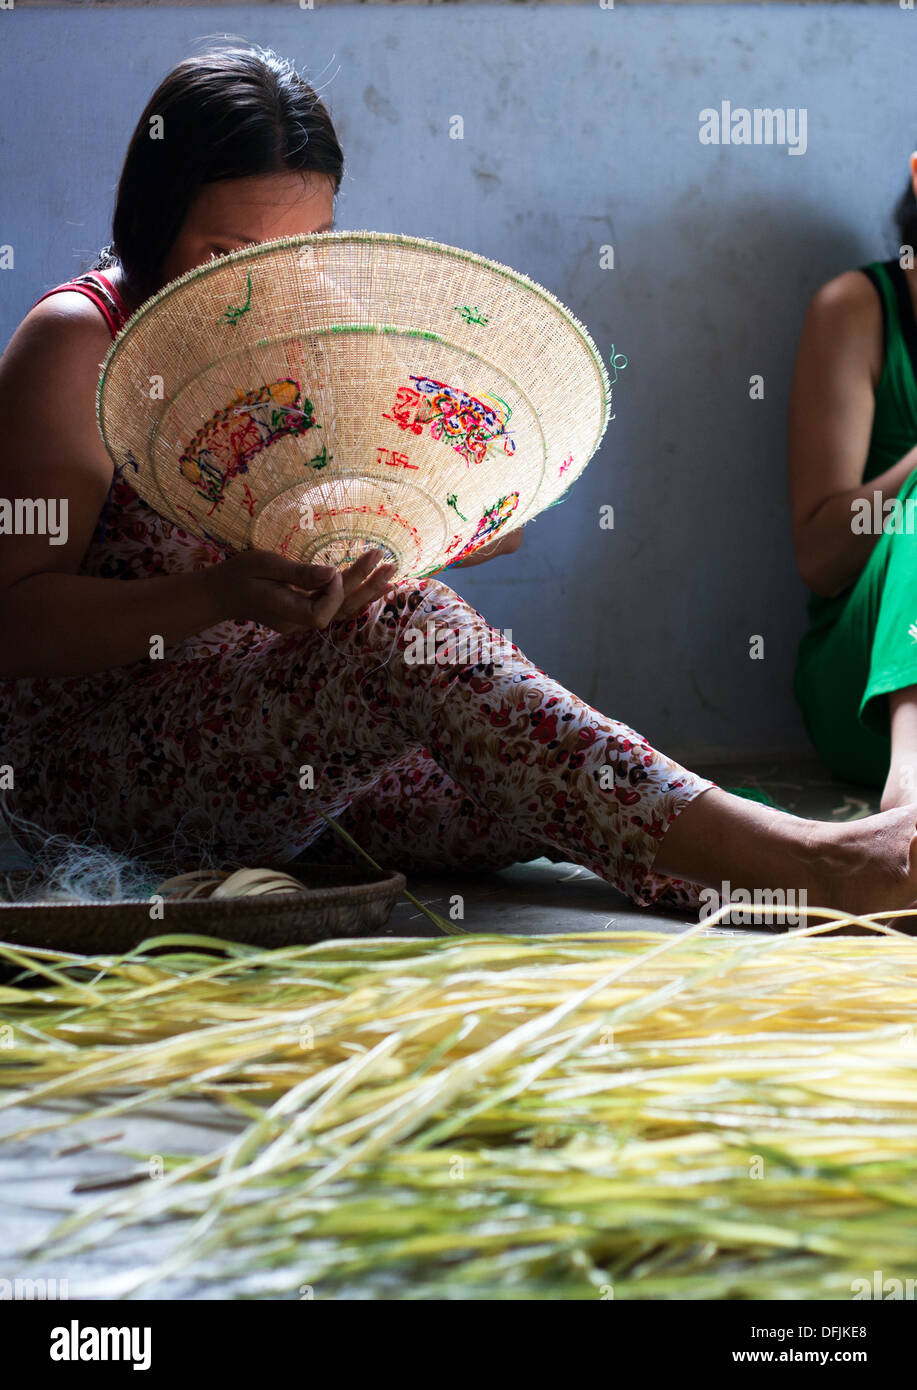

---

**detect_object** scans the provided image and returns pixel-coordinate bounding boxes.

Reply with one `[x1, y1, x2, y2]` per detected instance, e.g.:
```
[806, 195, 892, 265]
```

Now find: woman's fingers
[246, 551, 338, 589]
[309, 570, 347, 627]
[279, 548, 393, 600]
[336, 564, 398, 619]
[256, 551, 400, 632]
[263, 571, 344, 630]
[339, 548, 387, 594]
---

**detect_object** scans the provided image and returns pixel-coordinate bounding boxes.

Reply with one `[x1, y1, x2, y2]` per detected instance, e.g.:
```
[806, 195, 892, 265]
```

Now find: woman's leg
[885, 687, 917, 809]
[796, 466, 917, 808]
[157, 577, 705, 906]
[1, 579, 711, 904]
[650, 782, 917, 918]
[321, 580, 917, 914]
[300, 746, 556, 872]
[306, 748, 706, 911]
[8, 576, 917, 914]
[258, 576, 917, 914]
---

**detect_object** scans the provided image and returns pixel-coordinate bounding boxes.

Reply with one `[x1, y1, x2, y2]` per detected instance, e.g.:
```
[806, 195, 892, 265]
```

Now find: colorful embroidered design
[444, 531, 466, 558]
[178, 380, 320, 512]
[278, 501, 423, 565]
[383, 376, 516, 467]
[448, 491, 520, 565]
[219, 272, 253, 327]
[559, 454, 574, 478]
[446, 493, 468, 522]
[173, 504, 228, 549]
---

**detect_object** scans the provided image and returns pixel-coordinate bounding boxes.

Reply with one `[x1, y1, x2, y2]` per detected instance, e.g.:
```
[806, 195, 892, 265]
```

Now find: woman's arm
[0, 298, 396, 679]
[788, 269, 917, 599]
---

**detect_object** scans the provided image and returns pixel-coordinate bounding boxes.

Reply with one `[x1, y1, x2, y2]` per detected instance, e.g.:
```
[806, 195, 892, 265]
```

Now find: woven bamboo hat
[97, 231, 613, 578]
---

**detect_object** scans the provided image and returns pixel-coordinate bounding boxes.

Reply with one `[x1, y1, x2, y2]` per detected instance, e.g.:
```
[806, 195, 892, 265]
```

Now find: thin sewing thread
[312, 589, 405, 695]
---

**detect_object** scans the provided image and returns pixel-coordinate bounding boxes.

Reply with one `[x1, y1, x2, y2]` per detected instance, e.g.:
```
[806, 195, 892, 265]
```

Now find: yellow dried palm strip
[152, 869, 224, 899]
[154, 867, 311, 899]
[319, 812, 464, 935]
[212, 868, 313, 898]
[7, 923, 917, 1114]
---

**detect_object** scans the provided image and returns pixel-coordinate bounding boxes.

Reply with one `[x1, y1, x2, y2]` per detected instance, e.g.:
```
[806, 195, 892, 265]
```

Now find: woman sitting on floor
[2, 42, 917, 919]
[791, 150, 917, 815]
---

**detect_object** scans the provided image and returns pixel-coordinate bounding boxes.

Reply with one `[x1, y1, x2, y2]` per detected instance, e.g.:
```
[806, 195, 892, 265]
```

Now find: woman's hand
[207, 547, 398, 634]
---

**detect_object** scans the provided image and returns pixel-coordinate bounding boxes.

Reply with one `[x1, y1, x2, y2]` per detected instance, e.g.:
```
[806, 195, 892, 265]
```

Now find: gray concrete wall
[2, 3, 915, 763]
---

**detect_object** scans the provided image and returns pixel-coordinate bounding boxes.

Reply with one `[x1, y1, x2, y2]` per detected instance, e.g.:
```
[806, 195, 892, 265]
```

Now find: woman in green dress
[792, 152, 917, 808]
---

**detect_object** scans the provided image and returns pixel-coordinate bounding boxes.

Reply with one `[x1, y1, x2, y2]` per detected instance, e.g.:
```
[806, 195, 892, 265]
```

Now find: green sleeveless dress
[794, 258, 917, 786]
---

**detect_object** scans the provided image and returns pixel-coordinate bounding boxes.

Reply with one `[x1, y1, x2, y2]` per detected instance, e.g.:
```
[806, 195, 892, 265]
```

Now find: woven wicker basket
[0, 864, 406, 953]
[97, 230, 613, 578]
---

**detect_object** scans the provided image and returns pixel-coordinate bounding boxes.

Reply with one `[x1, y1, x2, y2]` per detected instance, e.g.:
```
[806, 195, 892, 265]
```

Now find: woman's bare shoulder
[806, 268, 881, 324]
[0, 291, 116, 476]
[798, 268, 883, 385]
[1, 290, 114, 392]
[14, 287, 114, 345]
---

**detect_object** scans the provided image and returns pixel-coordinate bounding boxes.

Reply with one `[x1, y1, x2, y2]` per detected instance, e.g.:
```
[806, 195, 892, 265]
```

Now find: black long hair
[91, 40, 345, 303]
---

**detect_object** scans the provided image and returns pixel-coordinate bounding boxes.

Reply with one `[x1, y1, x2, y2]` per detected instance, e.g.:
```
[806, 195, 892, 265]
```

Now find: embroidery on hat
[219, 272, 253, 327]
[382, 376, 516, 467]
[448, 491, 520, 565]
[178, 379, 320, 512]
[454, 304, 489, 326]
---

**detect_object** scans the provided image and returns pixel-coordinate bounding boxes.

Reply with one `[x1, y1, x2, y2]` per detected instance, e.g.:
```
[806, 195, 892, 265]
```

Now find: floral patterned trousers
[2, 578, 713, 908]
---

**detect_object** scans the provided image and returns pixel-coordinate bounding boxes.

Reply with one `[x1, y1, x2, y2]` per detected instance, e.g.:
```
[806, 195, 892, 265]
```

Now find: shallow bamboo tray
[0, 863, 406, 952]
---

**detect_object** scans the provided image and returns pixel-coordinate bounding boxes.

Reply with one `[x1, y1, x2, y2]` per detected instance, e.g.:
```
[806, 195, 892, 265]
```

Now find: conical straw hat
[97, 231, 613, 578]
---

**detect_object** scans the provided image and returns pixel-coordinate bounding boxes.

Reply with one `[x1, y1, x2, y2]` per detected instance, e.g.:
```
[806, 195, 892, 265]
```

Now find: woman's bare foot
[805, 802, 917, 917]
[653, 787, 917, 919]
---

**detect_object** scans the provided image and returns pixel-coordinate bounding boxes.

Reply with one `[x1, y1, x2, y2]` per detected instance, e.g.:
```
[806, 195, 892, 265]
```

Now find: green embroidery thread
[219, 272, 253, 326]
[307, 441, 332, 470]
[446, 493, 468, 522]
[455, 304, 489, 326]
